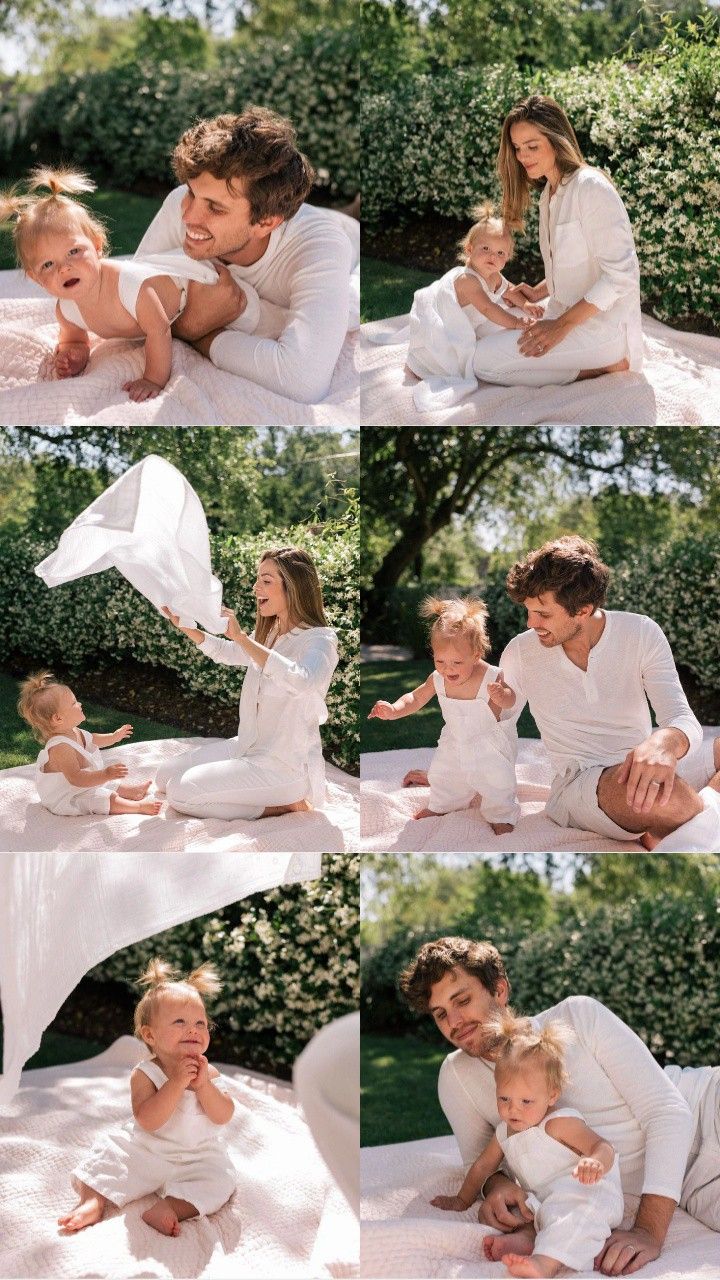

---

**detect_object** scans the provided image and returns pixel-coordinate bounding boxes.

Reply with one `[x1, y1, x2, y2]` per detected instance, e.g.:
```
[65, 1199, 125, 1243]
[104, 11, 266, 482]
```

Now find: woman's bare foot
[504, 1253, 560, 1278]
[402, 769, 429, 787]
[413, 807, 440, 820]
[58, 1192, 107, 1232]
[116, 780, 152, 801]
[260, 798, 313, 818]
[575, 357, 629, 381]
[490, 821, 514, 835]
[142, 1199, 181, 1236]
[109, 795, 163, 816]
[483, 1227, 535, 1262]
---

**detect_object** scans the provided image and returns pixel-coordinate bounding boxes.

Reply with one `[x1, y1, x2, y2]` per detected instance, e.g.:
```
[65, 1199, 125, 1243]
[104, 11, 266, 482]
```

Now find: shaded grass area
[0, 189, 164, 271]
[361, 1033, 452, 1147]
[0, 668, 181, 769]
[361, 255, 435, 324]
[361, 660, 539, 754]
[0, 1016, 108, 1070]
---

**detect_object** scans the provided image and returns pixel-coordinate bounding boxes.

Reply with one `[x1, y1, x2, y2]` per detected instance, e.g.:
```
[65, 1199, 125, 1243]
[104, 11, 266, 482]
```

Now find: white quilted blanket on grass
[0, 276, 359, 427]
[0, 735, 359, 853]
[360, 314, 720, 426]
[361, 1134, 718, 1279]
[0, 1037, 358, 1279]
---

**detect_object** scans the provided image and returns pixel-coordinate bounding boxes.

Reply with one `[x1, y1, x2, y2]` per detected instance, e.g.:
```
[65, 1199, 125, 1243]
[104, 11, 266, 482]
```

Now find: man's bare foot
[260, 798, 313, 818]
[504, 1253, 560, 1278]
[109, 796, 163, 816]
[575, 358, 629, 381]
[484, 1227, 535, 1262]
[117, 781, 152, 801]
[142, 1199, 181, 1236]
[414, 807, 440, 820]
[402, 769, 429, 788]
[58, 1193, 106, 1232]
[490, 821, 514, 835]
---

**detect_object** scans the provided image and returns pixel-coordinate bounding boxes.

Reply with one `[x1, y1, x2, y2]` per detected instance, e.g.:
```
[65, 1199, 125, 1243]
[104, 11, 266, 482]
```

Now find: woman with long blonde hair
[157, 545, 338, 819]
[472, 94, 642, 388]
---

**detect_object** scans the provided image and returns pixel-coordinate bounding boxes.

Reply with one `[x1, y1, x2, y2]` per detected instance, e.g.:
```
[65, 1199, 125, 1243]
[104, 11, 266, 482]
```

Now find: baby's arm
[123, 283, 174, 401]
[368, 673, 436, 721]
[54, 302, 90, 378]
[131, 1056, 198, 1131]
[192, 1060, 235, 1125]
[92, 724, 133, 748]
[431, 1134, 505, 1211]
[487, 669, 517, 717]
[545, 1115, 615, 1184]
[454, 274, 531, 330]
[502, 284, 545, 319]
[45, 742, 127, 786]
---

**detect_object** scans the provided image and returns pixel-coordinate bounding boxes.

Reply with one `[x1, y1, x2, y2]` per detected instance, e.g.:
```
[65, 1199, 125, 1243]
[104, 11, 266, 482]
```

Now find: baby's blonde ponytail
[17, 670, 68, 743]
[27, 167, 96, 198]
[133, 957, 221, 1039]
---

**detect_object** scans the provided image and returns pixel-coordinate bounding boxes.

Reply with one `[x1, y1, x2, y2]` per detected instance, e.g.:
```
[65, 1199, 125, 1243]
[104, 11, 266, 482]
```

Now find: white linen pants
[155, 739, 307, 820]
[677, 1066, 720, 1231]
[427, 738, 519, 825]
[529, 1173, 623, 1272]
[472, 311, 627, 387]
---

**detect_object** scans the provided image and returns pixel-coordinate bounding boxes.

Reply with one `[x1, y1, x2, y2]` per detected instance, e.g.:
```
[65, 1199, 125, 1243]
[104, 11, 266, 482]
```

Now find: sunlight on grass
[361, 1033, 453, 1146]
[361, 256, 435, 323]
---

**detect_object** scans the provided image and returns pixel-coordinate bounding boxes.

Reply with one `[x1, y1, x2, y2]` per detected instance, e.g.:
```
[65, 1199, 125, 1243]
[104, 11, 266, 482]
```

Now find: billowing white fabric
[74, 1058, 237, 1215]
[496, 1106, 624, 1271]
[35, 454, 228, 632]
[35, 730, 112, 816]
[293, 1013, 360, 1218]
[57, 254, 230, 330]
[0, 850, 321, 1103]
[427, 666, 519, 824]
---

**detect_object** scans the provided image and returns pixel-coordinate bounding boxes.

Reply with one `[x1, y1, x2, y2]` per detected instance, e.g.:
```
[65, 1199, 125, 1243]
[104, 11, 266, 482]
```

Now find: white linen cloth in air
[35, 453, 227, 632]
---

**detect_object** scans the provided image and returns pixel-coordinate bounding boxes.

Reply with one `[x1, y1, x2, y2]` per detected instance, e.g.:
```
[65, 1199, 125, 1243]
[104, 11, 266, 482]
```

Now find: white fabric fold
[654, 785, 720, 852]
[293, 1012, 360, 1217]
[35, 453, 228, 632]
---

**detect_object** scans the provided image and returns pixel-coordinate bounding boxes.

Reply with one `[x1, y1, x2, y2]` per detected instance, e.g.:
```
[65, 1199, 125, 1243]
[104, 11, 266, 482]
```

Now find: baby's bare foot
[402, 769, 429, 788]
[138, 799, 163, 815]
[504, 1253, 560, 1278]
[491, 821, 514, 835]
[117, 781, 152, 800]
[413, 807, 440, 820]
[58, 1195, 106, 1232]
[483, 1228, 534, 1262]
[142, 1200, 181, 1236]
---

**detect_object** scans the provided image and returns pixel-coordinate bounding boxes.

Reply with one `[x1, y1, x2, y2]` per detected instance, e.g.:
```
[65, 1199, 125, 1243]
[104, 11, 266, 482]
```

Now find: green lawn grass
[361, 1033, 452, 1146]
[0, 669, 181, 769]
[361, 660, 540, 754]
[361, 255, 435, 323]
[0, 189, 164, 271]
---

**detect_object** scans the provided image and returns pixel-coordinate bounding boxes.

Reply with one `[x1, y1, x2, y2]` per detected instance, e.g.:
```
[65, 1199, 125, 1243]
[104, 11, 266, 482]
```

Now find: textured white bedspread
[0, 735, 359, 853]
[361, 1135, 718, 1279]
[0, 271, 359, 427]
[0, 1037, 358, 1279]
[360, 314, 720, 426]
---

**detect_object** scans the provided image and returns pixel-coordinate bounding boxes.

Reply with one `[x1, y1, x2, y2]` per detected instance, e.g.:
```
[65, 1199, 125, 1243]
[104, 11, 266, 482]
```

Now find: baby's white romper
[73, 1058, 236, 1216]
[427, 667, 519, 825]
[496, 1106, 624, 1273]
[35, 730, 113, 817]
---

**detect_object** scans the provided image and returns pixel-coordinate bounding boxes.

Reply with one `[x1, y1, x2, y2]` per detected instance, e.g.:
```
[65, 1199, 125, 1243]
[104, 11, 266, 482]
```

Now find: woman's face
[509, 122, 560, 185]
[254, 558, 288, 620]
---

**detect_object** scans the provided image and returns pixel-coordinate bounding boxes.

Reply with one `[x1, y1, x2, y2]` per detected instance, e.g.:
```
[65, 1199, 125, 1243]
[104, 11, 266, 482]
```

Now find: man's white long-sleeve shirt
[499, 611, 702, 776]
[438, 995, 694, 1201]
[136, 190, 359, 403]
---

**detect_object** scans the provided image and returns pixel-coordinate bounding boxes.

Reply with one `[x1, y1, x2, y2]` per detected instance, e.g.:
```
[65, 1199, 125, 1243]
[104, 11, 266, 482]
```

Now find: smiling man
[400, 936, 720, 1277]
[500, 535, 720, 848]
[135, 106, 359, 403]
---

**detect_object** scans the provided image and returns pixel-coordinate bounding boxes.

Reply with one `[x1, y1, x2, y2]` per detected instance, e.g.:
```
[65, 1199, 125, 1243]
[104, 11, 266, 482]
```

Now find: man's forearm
[647, 726, 690, 761]
[633, 1193, 676, 1246]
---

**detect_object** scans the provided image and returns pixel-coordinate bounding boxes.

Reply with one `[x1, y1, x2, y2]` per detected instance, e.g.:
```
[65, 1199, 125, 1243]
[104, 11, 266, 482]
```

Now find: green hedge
[362, 40, 720, 324]
[0, 516, 359, 773]
[7, 26, 358, 199]
[92, 852, 358, 1074]
[361, 890, 720, 1067]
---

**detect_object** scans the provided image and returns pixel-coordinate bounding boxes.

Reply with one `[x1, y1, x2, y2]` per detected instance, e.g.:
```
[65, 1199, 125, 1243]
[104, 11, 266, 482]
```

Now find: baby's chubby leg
[142, 1195, 198, 1237]
[116, 781, 152, 801]
[58, 1181, 108, 1232]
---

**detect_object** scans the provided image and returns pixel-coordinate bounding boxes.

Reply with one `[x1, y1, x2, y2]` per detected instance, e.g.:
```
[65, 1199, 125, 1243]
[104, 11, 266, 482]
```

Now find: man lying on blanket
[135, 105, 359, 404]
[400, 936, 720, 1276]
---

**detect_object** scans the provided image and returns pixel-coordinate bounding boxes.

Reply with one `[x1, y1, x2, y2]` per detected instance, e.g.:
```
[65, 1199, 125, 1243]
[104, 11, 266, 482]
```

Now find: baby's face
[468, 233, 512, 280]
[51, 685, 85, 730]
[432, 636, 478, 687]
[143, 991, 210, 1062]
[496, 1064, 559, 1133]
[28, 228, 102, 298]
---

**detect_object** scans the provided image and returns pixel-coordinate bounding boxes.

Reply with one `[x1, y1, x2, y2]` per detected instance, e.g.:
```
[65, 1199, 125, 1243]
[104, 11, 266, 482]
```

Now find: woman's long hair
[254, 546, 328, 645]
[497, 94, 585, 231]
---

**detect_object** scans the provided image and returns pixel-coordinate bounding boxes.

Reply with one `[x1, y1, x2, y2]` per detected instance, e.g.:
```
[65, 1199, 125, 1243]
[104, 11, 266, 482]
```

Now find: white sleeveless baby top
[133, 1058, 229, 1153]
[496, 1106, 623, 1201]
[35, 729, 103, 810]
[460, 268, 511, 333]
[432, 666, 511, 751]
[57, 253, 222, 330]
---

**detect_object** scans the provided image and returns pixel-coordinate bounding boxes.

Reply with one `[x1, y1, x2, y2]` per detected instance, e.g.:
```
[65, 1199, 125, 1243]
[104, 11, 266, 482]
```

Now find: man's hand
[478, 1181, 534, 1232]
[172, 265, 246, 343]
[616, 740, 677, 814]
[594, 1227, 662, 1276]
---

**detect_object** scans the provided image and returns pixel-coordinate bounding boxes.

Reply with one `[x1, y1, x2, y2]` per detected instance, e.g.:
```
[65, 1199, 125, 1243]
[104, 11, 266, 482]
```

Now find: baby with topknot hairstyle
[0, 167, 225, 400]
[368, 595, 519, 833]
[59, 959, 236, 1237]
[431, 1010, 624, 1278]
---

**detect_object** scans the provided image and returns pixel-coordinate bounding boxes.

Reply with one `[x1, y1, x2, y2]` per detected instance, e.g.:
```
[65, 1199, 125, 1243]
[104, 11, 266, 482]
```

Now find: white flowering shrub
[362, 40, 720, 323]
[0, 514, 359, 772]
[91, 853, 359, 1074]
[362, 890, 720, 1065]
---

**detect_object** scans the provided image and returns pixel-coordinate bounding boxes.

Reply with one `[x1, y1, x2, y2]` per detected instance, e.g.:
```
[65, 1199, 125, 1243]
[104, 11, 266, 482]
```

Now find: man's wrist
[633, 1193, 676, 1245]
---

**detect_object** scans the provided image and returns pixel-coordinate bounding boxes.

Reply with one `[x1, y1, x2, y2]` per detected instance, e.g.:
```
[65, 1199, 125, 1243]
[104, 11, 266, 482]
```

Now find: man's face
[180, 172, 281, 261]
[428, 967, 509, 1058]
[523, 591, 590, 647]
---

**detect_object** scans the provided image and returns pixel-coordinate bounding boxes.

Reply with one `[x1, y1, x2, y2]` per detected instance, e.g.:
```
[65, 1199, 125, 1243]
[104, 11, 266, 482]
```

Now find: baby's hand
[189, 1055, 211, 1092]
[169, 1055, 200, 1090]
[123, 376, 164, 402]
[487, 670, 515, 708]
[523, 303, 545, 319]
[368, 700, 397, 720]
[54, 343, 89, 379]
[113, 724, 133, 743]
[430, 1194, 470, 1212]
[512, 315, 535, 329]
[573, 1156, 605, 1184]
[104, 762, 129, 780]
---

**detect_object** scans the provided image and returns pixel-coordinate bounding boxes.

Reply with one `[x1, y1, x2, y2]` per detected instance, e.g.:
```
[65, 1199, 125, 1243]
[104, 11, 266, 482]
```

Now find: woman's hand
[221, 606, 245, 644]
[161, 605, 204, 643]
[517, 316, 571, 357]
